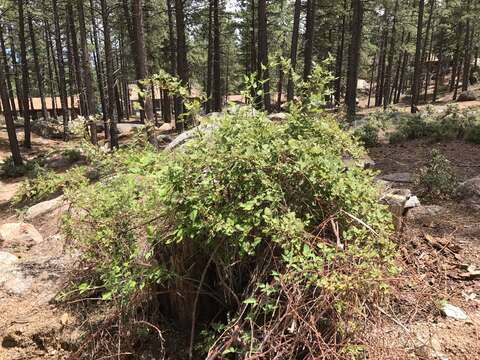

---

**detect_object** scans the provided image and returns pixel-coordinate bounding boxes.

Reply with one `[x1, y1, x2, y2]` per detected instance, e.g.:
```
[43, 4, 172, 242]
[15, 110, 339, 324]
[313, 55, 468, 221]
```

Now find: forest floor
[0, 102, 480, 358]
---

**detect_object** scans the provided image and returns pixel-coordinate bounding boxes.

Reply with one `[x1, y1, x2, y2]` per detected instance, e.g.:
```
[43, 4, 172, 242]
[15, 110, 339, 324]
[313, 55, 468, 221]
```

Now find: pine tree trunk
[286, 0, 301, 102]
[257, 0, 270, 111]
[28, 16, 49, 121]
[10, 30, 25, 119]
[76, 0, 97, 144]
[303, 0, 316, 81]
[45, 24, 58, 118]
[411, 0, 425, 113]
[205, 0, 213, 113]
[433, 32, 443, 102]
[131, 0, 154, 123]
[462, 0, 472, 92]
[212, 0, 222, 111]
[0, 48, 22, 165]
[367, 56, 376, 108]
[346, 0, 364, 119]
[52, 0, 71, 138]
[0, 25, 17, 120]
[166, 0, 176, 126]
[100, 0, 119, 148]
[383, 0, 399, 108]
[18, 0, 32, 147]
[90, 0, 108, 138]
[174, 0, 189, 129]
[67, 1, 85, 117]
[334, 0, 347, 105]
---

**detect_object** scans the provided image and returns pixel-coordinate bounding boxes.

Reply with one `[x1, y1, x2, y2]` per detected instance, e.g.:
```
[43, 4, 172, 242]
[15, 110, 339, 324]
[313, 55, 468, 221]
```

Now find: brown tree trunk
[0, 25, 17, 120]
[10, 29, 24, 119]
[131, 0, 154, 123]
[90, 0, 108, 138]
[383, 0, 399, 108]
[462, 0, 472, 92]
[28, 16, 49, 121]
[257, 0, 270, 111]
[52, 0, 71, 138]
[303, 0, 316, 81]
[45, 25, 58, 118]
[0, 48, 22, 165]
[411, 0, 425, 113]
[18, 0, 32, 147]
[286, 0, 301, 102]
[100, 0, 119, 148]
[346, 0, 364, 119]
[76, 0, 97, 144]
[205, 0, 213, 113]
[212, 0, 222, 111]
[67, 1, 85, 116]
[334, 0, 347, 105]
[174, 0, 189, 129]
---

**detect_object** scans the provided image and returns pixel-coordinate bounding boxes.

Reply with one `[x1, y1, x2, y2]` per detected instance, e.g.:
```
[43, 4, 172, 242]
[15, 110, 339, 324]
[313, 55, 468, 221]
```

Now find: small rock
[457, 90, 477, 102]
[0, 251, 18, 266]
[158, 122, 174, 132]
[458, 176, 480, 210]
[381, 172, 412, 183]
[25, 196, 66, 221]
[0, 222, 43, 248]
[406, 205, 444, 220]
[165, 123, 218, 151]
[267, 112, 288, 122]
[441, 303, 468, 320]
[404, 195, 421, 208]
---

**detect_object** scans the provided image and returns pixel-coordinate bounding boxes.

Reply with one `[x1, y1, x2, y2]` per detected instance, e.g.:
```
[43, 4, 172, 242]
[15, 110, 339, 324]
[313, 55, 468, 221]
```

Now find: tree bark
[131, 0, 154, 123]
[411, 0, 425, 113]
[0, 47, 22, 165]
[345, 0, 364, 119]
[18, 0, 32, 147]
[100, 0, 119, 148]
[76, 0, 97, 144]
[52, 0, 70, 138]
[0, 24, 17, 119]
[174, 0, 189, 128]
[286, 0, 301, 102]
[303, 0, 316, 81]
[257, 0, 270, 111]
[334, 0, 347, 105]
[212, 0, 222, 111]
[383, 0, 399, 108]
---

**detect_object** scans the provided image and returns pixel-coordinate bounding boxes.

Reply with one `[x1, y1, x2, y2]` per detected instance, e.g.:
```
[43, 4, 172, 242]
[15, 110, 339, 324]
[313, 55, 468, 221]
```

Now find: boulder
[0, 223, 43, 248]
[165, 123, 218, 151]
[342, 153, 376, 170]
[267, 112, 288, 122]
[380, 188, 420, 230]
[25, 196, 67, 221]
[158, 122, 175, 132]
[406, 205, 444, 221]
[380, 172, 412, 183]
[31, 119, 64, 139]
[0, 251, 18, 266]
[458, 176, 480, 210]
[457, 90, 477, 102]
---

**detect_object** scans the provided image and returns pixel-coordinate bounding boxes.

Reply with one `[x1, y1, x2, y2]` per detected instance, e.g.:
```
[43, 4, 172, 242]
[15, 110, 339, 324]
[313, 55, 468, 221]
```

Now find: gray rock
[457, 90, 477, 102]
[458, 176, 480, 210]
[25, 196, 67, 221]
[406, 205, 444, 221]
[165, 123, 218, 151]
[116, 123, 145, 134]
[381, 172, 412, 183]
[267, 112, 288, 122]
[0, 251, 18, 266]
[404, 195, 421, 208]
[441, 303, 468, 320]
[0, 223, 43, 248]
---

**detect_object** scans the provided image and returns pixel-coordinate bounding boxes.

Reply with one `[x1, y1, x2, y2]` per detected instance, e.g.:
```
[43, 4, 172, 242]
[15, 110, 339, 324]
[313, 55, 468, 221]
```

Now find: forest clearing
[1, 0, 480, 359]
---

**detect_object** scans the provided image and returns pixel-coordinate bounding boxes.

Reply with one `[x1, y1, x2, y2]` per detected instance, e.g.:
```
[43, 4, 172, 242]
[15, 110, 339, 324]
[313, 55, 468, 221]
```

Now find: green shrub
[0, 156, 37, 178]
[13, 166, 89, 205]
[62, 104, 396, 357]
[354, 122, 379, 147]
[414, 149, 457, 200]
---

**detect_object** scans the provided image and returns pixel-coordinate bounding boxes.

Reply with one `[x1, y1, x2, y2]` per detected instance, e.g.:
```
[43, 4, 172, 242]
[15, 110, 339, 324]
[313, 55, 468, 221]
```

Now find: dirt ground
[1, 120, 480, 358]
